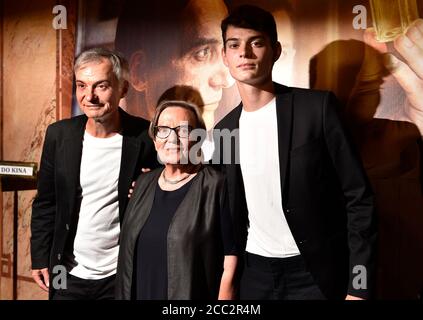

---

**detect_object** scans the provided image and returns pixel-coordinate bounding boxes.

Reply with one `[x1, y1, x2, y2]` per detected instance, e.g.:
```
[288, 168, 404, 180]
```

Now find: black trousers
[51, 273, 116, 300]
[240, 252, 326, 300]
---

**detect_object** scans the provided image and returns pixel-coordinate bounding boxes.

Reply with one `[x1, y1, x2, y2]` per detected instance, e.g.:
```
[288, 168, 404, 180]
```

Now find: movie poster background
[75, 0, 423, 300]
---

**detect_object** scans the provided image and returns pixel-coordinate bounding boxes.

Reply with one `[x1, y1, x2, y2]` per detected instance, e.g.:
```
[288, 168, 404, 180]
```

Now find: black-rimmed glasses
[154, 125, 193, 139]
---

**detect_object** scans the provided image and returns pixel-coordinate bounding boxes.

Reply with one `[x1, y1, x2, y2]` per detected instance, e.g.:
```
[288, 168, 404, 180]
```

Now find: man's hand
[358, 19, 423, 134]
[128, 181, 136, 198]
[346, 27, 389, 124]
[388, 19, 423, 133]
[31, 268, 49, 292]
[128, 168, 151, 198]
[345, 294, 365, 300]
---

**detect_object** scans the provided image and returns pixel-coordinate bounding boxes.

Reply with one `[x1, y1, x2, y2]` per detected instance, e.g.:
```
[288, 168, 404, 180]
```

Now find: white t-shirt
[67, 131, 123, 279]
[201, 131, 215, 162]
[239, 98, 300, 258]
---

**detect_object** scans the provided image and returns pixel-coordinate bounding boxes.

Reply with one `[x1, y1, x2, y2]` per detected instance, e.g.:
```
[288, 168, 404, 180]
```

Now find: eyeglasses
[154, 125, 193, 139]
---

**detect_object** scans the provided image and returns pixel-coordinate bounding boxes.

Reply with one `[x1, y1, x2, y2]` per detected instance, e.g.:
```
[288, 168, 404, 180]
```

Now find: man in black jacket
[212, 5, 376, 300]
[31, 48, 157, 299]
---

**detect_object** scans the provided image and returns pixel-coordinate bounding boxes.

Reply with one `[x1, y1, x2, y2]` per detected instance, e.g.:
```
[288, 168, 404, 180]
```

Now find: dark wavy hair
[221, 4, 278, 47]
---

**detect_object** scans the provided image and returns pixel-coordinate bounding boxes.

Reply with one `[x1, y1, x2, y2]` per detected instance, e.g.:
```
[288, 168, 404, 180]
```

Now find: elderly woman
[115, 99, 238, 300]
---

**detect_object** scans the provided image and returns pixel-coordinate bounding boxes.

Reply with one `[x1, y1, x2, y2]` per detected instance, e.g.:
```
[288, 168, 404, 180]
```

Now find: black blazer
[31, 108, 158, 274]
[212, 83, 377, 299]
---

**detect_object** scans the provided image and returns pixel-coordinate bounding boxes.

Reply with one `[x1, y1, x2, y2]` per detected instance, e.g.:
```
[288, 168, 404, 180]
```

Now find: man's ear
[129, 50, 147, 92]
[120, 80, 129, 98]
[273, 41, 282, 62]
[222, 47, 229, 67]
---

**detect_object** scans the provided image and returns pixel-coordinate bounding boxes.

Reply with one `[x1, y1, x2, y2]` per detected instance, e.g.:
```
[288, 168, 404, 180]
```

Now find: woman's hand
[218, 255, 238, 300]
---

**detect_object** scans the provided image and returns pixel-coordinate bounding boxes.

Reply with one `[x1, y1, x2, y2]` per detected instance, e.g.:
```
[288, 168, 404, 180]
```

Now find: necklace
[162, 170, 191, 185]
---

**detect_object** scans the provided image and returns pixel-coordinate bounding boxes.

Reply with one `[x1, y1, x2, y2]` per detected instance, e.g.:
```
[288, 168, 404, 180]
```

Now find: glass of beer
[370, 0, 420, 42]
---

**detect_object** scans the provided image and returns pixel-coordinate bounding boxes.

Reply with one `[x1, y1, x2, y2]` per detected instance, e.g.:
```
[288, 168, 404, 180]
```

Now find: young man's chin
[202, 102, 220, 112]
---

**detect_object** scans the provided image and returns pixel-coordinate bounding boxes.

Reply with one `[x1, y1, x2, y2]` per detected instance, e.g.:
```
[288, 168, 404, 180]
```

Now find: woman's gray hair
[149, 100, 207, 140]
[74, 47, 129, 86]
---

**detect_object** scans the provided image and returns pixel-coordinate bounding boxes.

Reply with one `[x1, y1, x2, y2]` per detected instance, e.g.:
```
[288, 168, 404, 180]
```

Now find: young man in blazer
[31, 48, 157, 299]
[212, 5, 376, 300]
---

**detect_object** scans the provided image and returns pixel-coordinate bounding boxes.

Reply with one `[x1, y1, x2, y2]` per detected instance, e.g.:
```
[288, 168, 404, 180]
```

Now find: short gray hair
[74, 47, 129, 86]
[149, 100, 207, 140]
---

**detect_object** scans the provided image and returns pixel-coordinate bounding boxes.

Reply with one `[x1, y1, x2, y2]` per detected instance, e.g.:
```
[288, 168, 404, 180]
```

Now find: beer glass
[370, 0, 420, 42]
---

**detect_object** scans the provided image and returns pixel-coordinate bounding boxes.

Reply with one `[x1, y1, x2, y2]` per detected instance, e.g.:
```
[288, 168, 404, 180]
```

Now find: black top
[135, 176, 236, 300]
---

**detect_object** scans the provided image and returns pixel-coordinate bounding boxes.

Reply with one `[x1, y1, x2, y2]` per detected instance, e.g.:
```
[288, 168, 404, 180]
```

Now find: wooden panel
[0, 0, 4, 299]
[0, 0, 76, 300]
[56, 0, 77, 121]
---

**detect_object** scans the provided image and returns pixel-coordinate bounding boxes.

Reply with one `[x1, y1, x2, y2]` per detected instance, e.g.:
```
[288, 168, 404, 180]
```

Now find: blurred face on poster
[117, 0, 232, 129]
[272, 9, 296, 86]
[174, 0, 232, 115]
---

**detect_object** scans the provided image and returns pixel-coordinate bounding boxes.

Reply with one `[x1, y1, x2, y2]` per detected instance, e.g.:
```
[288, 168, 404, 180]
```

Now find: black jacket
[115, 166, 231, 300]
[31, 108, 157, 277]
[211, 83, 377, 299]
